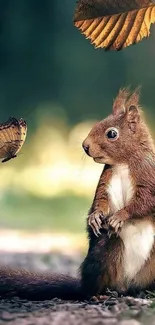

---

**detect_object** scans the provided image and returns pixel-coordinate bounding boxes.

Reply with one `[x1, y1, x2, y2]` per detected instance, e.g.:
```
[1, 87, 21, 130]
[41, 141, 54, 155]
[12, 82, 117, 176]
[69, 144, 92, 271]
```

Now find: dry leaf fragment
[74, 0, 155, 50]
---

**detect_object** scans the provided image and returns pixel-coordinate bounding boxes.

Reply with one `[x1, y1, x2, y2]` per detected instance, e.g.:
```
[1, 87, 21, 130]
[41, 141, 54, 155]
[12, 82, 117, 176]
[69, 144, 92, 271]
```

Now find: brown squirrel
[1, 88, 155, 300]
[81, 87, 155, 297]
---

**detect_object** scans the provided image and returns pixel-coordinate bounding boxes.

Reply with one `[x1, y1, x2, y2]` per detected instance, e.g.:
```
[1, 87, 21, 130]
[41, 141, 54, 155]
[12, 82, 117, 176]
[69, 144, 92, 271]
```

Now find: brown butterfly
[0, 117, 27, 163]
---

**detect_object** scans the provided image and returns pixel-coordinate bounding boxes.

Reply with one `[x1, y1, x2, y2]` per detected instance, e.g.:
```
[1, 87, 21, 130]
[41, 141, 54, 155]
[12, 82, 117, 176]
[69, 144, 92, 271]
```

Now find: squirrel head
[82, 88, 153, 165]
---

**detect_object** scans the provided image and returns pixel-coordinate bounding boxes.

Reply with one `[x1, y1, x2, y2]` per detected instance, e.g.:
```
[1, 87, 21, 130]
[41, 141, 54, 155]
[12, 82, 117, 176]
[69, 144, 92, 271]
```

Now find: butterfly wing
[0, 118, 19, 160]
[0, 139, 11, 158]
[0, 117, 27, 162]
[16, 118, 27, 154]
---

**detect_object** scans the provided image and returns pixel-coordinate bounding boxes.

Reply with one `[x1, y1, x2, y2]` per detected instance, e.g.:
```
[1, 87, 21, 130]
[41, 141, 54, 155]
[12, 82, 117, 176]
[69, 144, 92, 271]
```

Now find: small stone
[0, 311, 15, 321]
[119, 320, 141, 325]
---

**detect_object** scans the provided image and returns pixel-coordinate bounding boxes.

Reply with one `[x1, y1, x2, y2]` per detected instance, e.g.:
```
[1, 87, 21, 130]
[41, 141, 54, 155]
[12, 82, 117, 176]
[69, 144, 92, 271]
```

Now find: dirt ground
[0, 252, 155, 325]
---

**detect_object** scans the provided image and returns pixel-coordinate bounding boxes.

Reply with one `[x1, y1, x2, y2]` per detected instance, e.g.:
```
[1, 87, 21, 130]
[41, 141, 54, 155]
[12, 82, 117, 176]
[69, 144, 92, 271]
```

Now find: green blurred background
[0, 0, 155, 253]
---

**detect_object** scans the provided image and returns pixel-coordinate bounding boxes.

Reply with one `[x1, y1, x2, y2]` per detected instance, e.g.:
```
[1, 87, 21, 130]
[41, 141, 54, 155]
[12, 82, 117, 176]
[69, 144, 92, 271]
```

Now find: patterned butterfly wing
[0, 117, 27, 163]
[15, 118, 27, 155]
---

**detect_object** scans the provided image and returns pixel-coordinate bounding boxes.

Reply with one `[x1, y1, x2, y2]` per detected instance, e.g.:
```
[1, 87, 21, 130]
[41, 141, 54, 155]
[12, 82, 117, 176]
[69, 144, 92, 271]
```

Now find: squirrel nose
[83, 144, 90, 155]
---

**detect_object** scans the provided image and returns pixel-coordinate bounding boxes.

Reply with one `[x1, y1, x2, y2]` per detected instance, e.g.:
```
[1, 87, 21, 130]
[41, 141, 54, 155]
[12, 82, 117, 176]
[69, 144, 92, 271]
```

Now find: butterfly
[0, 117, 27, 163]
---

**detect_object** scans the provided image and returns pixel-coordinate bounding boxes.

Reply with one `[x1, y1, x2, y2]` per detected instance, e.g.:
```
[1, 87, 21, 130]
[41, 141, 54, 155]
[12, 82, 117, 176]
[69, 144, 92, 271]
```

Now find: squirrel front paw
[108, 210, 128, 235]
[108, 215, 124, 235]
[88, 211, 105, 237]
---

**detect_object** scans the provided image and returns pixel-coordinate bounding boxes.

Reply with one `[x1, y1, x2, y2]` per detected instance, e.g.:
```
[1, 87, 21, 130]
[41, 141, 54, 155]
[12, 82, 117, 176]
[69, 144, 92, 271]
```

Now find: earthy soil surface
[0, 252, 155, 325]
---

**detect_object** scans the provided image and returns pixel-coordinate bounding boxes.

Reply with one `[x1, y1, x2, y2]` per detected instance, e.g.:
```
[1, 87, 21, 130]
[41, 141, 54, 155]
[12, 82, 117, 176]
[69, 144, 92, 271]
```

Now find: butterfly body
[0, 117, 27, 163]
[2, 154, 17, 163]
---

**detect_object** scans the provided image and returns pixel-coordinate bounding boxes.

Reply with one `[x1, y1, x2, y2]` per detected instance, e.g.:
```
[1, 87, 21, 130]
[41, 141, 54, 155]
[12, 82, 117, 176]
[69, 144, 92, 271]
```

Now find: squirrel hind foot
[90, 295, 109, 302]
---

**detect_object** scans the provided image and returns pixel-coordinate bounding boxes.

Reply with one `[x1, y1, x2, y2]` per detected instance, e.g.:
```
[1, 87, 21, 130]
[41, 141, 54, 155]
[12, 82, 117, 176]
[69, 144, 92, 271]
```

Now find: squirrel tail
[0, 267, 85, 301]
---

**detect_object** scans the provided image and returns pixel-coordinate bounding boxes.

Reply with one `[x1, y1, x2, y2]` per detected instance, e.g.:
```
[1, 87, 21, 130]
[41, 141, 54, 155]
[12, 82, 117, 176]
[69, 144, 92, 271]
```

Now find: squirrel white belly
[107, 164, 134, 213]
[107, 164, 155, 282]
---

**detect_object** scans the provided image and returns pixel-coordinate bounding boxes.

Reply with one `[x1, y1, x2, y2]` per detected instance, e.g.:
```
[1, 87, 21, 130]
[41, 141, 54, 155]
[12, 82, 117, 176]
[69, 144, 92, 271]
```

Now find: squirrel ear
[127, 105, 140, 132]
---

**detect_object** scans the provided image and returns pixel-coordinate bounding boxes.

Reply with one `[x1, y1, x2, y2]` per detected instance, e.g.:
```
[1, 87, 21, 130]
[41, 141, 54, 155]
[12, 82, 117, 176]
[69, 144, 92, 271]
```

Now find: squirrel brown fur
[1, 88, 155, 300]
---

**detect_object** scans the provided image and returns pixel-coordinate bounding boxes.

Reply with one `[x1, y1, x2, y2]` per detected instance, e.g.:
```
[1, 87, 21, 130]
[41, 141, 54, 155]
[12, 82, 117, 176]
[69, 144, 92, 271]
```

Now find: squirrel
[81, 87, 155, 297]
[1, 87, 155, 300]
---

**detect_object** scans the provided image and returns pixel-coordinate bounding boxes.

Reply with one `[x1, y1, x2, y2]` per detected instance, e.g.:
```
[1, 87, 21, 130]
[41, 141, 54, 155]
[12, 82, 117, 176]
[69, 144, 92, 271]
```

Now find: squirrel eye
[105, 128, 119, 141]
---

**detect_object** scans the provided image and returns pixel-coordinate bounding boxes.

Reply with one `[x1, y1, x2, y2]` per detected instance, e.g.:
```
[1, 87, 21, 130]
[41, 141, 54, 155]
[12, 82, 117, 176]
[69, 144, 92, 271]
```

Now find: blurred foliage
[0, 191, 90, 233]
[0, 0, 155, 124]
[0, 117, 102, 235]
[0, 0, 155, 237]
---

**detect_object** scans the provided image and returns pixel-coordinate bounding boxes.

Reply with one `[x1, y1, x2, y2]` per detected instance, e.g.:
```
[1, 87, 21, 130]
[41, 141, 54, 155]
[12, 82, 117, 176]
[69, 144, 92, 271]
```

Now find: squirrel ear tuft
[113, 104, 126, 116]
[127, 105, 140, 132]
[113, 88, 129, 117]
